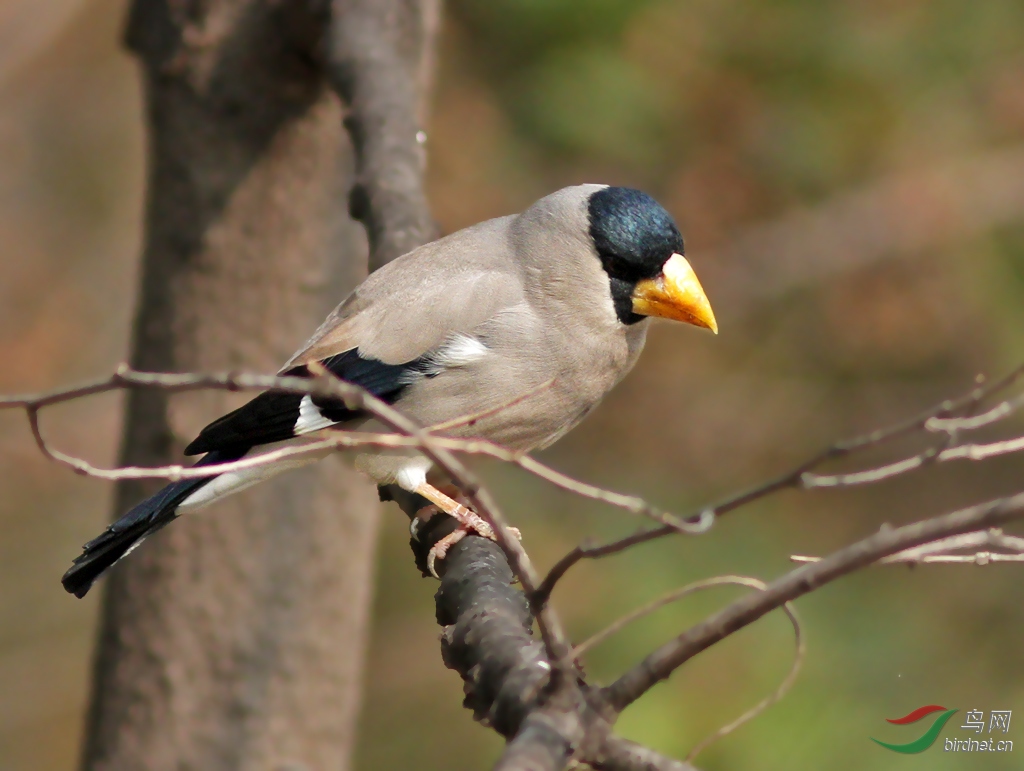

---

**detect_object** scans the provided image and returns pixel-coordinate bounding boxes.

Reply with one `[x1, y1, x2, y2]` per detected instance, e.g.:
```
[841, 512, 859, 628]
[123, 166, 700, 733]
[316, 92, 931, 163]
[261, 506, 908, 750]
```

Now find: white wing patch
[421, 333, 489, 376]
[409, 334, 489, 380]
[396, 334, 490, 385]
[437, 334, 489, 367]
[294, 395, 337, 435]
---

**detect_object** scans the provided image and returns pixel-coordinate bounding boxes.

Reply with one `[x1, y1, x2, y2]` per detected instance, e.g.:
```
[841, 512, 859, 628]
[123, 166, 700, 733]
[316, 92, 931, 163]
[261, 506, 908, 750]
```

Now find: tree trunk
[79, 3, 402, 768]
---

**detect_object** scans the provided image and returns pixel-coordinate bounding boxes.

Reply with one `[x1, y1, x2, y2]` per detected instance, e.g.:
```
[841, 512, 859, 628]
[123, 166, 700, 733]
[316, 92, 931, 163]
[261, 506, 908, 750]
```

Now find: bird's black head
[588, 187, 685, 324]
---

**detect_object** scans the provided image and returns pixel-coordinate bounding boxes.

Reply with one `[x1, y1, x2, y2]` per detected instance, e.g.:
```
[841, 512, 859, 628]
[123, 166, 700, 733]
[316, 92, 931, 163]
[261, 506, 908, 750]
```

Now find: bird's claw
[411, 481, 521, 578]
[426, 520, 522, 579]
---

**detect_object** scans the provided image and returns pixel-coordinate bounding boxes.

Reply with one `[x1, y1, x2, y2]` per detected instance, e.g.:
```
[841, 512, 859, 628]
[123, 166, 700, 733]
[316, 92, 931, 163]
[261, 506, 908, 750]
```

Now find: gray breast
[392, 309, 648, 452]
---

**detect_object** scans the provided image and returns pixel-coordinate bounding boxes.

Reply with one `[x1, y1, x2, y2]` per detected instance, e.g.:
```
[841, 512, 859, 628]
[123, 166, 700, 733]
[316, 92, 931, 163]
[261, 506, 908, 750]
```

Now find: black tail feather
[61, 450, 241, 598]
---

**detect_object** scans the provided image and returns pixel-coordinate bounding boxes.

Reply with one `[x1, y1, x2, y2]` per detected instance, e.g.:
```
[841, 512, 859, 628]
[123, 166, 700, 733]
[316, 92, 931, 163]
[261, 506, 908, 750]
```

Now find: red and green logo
[872, 705, 959, 753]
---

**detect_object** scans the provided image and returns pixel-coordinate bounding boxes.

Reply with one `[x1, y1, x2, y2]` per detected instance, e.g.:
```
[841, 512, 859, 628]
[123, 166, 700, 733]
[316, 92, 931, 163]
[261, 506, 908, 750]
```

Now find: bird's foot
[413, 482, 521, 578]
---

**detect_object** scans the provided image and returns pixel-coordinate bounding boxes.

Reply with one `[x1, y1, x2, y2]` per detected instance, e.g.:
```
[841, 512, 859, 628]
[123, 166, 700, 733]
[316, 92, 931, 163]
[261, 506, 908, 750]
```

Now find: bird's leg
[413, 482, 521, 578]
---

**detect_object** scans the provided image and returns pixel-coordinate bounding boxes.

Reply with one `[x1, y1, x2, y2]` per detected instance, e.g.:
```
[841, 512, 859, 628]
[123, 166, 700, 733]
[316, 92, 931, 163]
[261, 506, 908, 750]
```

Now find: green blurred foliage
[1, 0, 1023, 769]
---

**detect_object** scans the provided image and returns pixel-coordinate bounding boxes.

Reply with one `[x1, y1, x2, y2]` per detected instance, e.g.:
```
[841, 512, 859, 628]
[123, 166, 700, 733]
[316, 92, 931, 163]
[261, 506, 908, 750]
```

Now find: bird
[61, 184, 717, 598]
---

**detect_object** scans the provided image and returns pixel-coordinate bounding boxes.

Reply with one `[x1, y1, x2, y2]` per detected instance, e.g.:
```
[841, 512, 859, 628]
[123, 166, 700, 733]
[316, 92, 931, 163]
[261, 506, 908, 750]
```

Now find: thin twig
[791, 528, 1024, 565]
[682, 579, 803, 763]
[801, 432, 1024, 488]
[570, 576, 803, 763]
[535, 364, 1024, 604]
[939, 435, 1024, 461]
[8, 368, 697, 537]
[602, 490, 1024, 712]
[516, 455, 710, 535]
[801, 454, 933, 488]
[573, 576, 780, 658]
[925, 392, 1024, 432]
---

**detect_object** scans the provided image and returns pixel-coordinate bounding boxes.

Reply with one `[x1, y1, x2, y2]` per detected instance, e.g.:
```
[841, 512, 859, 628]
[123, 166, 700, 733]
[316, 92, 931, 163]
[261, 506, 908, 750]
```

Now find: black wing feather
[184, 349, 430, 456]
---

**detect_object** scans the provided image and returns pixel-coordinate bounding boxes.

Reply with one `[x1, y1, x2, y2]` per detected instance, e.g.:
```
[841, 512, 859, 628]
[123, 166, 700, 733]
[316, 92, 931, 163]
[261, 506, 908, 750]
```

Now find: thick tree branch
[595, 737, 702, 771]
[434, 536, 551, 736]
[326, 0, 439, 268]
[403, 521, 696, 771]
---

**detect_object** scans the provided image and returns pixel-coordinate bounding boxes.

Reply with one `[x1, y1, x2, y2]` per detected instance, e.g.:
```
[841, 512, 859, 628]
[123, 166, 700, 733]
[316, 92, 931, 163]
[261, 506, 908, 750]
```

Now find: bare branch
[595, 737, 703, 771]
[572, 576, 791, 660]
[801, 431, 1024, 488]
[535, 363, 1024, 603]
[6, 367, 701, 541]
[11, 362, 1024, 766]
[603, 490, 1024, 712]
[0, 365, 197, 408]
[926, 393, 1024, 432]
[430, 535, 552, 738]
[801, 453, 936, 488]
[415, 523, 702, 771]
[939, 435, 1024, 461]
[572, 576, 803, 764]
[516, 455, 711, 536]
[0, 361, 571, 661]
[792, 527, 1024, 565]
[15, 362, 1021, 560]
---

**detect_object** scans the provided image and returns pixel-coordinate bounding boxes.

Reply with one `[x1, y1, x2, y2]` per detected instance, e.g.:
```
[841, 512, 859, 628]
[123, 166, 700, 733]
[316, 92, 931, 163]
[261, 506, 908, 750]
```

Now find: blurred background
[1, 0, 1023, 768]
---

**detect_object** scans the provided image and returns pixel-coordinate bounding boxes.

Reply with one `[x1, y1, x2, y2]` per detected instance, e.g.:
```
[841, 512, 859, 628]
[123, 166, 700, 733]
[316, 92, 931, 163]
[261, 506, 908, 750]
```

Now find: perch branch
[414, 526, 705, 771]
[596, 737, 702, 771]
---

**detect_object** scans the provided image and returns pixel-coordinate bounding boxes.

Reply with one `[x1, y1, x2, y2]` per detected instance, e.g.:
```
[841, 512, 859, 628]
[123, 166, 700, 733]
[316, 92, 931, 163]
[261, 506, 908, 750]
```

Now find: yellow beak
[631, 253, 718, 333]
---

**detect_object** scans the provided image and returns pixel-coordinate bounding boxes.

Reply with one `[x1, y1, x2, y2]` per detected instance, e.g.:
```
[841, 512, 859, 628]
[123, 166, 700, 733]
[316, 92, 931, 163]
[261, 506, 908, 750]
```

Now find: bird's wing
[285, 216, 520, 367]
[185, 216, 525, 456]
[182, 350, 432, 454]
